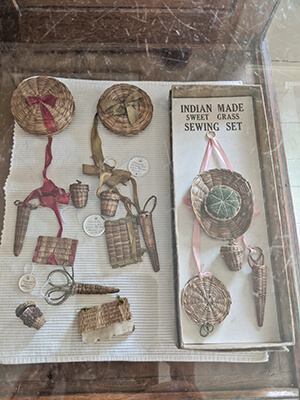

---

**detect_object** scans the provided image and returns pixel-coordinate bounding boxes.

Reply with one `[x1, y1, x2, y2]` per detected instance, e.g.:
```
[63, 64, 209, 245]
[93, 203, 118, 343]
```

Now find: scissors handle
[44, 286, 73, 306]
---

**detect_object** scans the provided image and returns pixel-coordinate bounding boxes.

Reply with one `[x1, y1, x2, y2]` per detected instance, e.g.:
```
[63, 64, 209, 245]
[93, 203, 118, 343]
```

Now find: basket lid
[11, 76, 75, 137]
[97, 83, 153, 136]
[190, 168, 254, 240]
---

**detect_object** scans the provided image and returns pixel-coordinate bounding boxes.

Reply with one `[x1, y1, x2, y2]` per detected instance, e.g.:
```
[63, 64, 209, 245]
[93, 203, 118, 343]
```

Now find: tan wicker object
[15, 302, 46, 330]
[33, 236, 78, 265]
[105, 217, 143, 268]
[97, 84, 153, 136]
[11, 76, 75, 136]
[100, 189, 120, 217]
[220, 241, 244, 271]
[252, 264, 267, 327]
[182, 275, 232, 326]
[13, 200, 37, 256]
[78, 298, 132, 333]
[190, 169, 254, 240]
[138, 212, 160, 272]
[70, 181, 89, 209]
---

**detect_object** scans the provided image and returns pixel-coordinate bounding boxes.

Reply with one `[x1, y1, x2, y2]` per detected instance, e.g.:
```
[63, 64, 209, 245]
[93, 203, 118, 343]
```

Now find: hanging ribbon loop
[26, 94, 58, 133]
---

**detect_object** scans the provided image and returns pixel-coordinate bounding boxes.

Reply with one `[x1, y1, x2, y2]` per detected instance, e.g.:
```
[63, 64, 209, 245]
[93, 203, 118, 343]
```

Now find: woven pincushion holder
[11, 76, 75, 136]
[190, 169, 254, 240]
[182, 275, 232, 327]
[97, 83, 153, 136]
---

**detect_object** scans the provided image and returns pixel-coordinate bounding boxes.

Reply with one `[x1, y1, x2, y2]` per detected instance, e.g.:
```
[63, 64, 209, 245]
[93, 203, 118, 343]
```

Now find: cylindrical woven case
[220, 242, 244, 271]
[70, 181, 89, 208]
[15, 302, 46, 330]
[97, 83, 153, 136]
[105, 216, 142, 268]
[252, 264, 267, 327]
[138, 212, 160, 272]
[11, 76, 75, 136]
[14, 201, 32, 256]
[100, 189, 120, 217]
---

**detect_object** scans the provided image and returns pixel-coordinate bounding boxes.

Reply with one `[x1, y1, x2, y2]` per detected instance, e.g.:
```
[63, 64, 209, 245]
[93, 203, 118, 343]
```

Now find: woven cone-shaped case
[191, 169, 254, 240]
[138, 212, 160, 272]
[11, 76, 75, 136]
[105, 216, 142, 268]
[100, 189, 120, 217]
[15, 302, 46, 330]
[32, 236, 78, 265]
[78, 298, 132, 334]
[14, 202, 32, 256]
[182, 275, 232, 326]
[70, 182, 89, 209]
[97, 84, 153, 136]
[75, 283, 119, 295]
[220, 242, 244, 271]
[252, 265, 267, 327]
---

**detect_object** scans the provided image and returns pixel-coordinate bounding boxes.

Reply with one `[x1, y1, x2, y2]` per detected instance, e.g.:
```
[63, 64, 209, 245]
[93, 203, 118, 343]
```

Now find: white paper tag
[18, 274, 37, 293]
[83, 214, 105, 237]
[128, 157, 149, 177]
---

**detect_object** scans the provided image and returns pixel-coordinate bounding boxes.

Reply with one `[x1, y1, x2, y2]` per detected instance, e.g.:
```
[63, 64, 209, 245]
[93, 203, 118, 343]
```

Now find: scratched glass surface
[0, 0, 299, 399]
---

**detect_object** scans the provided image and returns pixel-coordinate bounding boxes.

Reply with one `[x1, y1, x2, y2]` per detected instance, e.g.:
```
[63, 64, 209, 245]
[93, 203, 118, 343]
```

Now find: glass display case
[0, 0, 299, 398]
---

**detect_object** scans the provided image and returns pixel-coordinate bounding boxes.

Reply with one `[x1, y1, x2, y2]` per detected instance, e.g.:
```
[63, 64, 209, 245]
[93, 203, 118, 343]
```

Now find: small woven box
[97, 83, 153, 136]
[11, 76, 75, 136]
[78, 298, 134, 343]
[105, 216, 143, 268]
[100, 189, 120, 217]
[33, 236, 78, 265]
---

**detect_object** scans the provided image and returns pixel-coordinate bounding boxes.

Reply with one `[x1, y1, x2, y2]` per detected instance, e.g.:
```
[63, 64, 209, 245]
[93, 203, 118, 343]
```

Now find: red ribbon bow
[23, 137, 71, 238]
[26, 94, 58, 133]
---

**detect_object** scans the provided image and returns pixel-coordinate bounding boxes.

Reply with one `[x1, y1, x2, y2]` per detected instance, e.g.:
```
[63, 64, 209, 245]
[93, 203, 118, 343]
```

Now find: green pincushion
[205, 186, 241, 220]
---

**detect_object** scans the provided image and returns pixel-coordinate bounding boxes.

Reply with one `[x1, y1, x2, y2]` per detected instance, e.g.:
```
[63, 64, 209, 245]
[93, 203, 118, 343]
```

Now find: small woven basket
[100, 189, 120, 217]
[70, 181, 89, 209]
[97, 83, 153, 136]
[220, 241, 244, 271]
[190, 169, 254, 240]
[15, 302, 46, 330]
[182, 275, 231, 326]
[11, 76, 75, 136]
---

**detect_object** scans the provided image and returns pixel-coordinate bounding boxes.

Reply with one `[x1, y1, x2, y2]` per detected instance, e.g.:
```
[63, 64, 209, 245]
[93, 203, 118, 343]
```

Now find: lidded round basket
[182, 275, 232, 327]
[97, 83, 153, 136]
[190, 169, 254, 240]
[11, 76, 75, 137]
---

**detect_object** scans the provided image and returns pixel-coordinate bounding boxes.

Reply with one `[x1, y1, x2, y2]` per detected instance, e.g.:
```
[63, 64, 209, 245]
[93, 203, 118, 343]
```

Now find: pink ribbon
[26, 94, 58, 134]
[23, 137, 71, 239]
[187, 135, 259, 275]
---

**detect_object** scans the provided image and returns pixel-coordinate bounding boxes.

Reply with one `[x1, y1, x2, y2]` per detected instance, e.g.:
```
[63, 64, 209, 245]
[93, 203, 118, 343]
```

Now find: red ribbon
[23, 137, 71, 238]
[26, 94, 58, 133]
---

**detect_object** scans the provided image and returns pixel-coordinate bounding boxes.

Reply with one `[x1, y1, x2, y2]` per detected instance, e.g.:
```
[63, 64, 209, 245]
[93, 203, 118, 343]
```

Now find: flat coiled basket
[97, 83, 153, 136]
[11, 76, 75, 136]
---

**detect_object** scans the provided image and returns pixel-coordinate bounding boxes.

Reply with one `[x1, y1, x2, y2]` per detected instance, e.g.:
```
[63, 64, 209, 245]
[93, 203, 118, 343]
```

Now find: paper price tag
[83, 214, 105, 237]
[128, 157, 149, 177]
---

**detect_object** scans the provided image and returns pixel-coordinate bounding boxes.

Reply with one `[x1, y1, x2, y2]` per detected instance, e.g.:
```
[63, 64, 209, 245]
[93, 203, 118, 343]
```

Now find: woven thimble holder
[15, 302, 46, 330]
[69, 180, 89, 209]
[11, 76, 75, 137]
[97, 83, 153, 136]
[220, 240, 244, 271]
[104, 216, 143, 268]
[33, 236, 78, 266]
[13, 200, 37, 256]
[100, 189, 120, 217]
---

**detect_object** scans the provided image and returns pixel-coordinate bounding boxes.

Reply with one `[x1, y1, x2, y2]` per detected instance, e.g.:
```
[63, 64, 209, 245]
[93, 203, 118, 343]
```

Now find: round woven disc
[190, 169, 254, 240]
[11, 76, 75, 136]
[182, 275, 231, 325]
[97, 84, 153, 136]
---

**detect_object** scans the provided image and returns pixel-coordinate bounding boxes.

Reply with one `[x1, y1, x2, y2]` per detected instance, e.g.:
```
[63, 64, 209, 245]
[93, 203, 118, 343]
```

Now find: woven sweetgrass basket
[182, 275, 232, 326]
[190, 169, 254, 240]
[11, 76, 75, 136]
[97, 83, 153, 136]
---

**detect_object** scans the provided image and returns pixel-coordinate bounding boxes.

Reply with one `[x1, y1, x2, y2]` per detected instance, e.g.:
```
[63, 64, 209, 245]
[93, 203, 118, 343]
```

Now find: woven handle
[75, 283, 119, 295]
